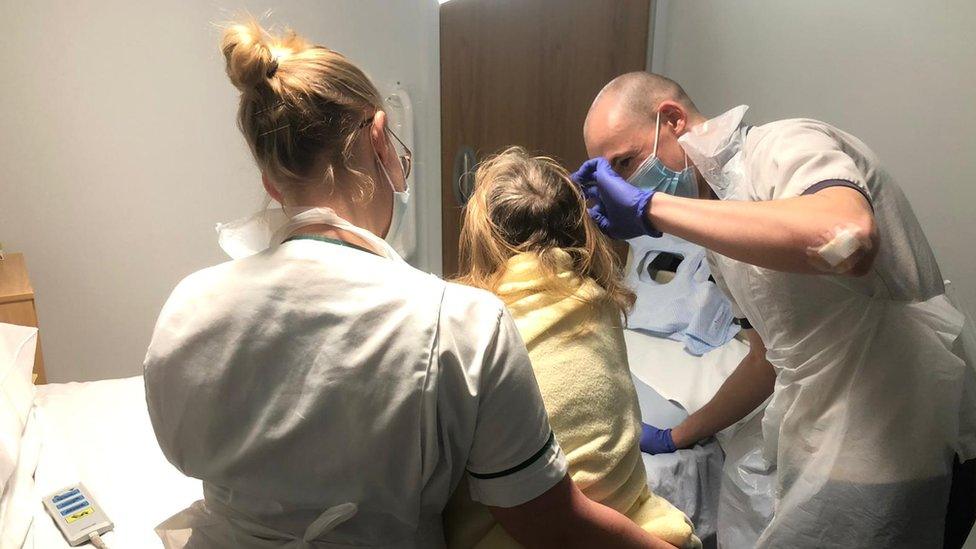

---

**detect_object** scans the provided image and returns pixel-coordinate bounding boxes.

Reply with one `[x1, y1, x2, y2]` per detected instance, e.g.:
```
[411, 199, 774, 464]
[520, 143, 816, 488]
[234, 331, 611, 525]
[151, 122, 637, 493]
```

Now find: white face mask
[374, 139, 411, 247]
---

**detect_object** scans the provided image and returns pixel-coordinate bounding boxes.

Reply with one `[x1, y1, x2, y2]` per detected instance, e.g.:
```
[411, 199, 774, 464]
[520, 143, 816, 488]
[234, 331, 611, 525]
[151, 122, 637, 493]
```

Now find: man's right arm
[489, 474, 677, 549]
[671, 329, 775, 449]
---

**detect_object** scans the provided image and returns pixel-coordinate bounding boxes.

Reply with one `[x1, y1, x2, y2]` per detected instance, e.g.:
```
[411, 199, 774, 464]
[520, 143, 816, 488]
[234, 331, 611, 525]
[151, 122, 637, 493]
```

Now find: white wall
[653, 0, 976, 315]
[0, 0, 441, 382]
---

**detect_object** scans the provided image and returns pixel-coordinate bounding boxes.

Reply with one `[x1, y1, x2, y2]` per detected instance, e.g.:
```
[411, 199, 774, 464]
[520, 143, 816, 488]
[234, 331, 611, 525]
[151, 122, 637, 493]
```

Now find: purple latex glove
[570, 157, 661, 239]
[640, 423, 677, 455]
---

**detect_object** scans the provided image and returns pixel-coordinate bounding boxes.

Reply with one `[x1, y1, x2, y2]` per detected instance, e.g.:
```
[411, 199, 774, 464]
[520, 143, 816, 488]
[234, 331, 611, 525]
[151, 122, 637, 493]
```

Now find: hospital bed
[0, 322, 203, 549]
[3, 321, 746, 548]
[24, 377, 203, 548]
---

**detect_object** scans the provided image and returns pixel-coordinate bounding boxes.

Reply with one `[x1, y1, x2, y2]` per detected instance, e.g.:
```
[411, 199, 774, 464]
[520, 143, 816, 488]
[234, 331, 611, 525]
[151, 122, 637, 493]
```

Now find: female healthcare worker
[143, 22, 673, 549]
[574, 72, 976, 548]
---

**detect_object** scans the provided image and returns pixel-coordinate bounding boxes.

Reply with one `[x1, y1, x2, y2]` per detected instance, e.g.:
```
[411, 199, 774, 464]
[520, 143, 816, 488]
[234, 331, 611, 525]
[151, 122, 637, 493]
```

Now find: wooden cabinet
[0, 253, 46, 383]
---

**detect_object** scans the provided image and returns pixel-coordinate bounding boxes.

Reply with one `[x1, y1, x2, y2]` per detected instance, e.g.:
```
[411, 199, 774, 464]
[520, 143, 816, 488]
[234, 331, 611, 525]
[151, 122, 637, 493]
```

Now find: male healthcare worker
[573, 71, 976, 548]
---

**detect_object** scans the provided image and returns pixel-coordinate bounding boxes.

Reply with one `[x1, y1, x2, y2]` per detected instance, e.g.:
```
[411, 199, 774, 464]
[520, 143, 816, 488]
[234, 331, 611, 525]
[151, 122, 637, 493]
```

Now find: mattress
[26, 376, 203, 548]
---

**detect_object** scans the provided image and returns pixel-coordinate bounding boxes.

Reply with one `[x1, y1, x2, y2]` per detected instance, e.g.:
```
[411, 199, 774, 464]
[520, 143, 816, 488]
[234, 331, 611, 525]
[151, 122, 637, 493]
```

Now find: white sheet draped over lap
[624, 330, 747, 416]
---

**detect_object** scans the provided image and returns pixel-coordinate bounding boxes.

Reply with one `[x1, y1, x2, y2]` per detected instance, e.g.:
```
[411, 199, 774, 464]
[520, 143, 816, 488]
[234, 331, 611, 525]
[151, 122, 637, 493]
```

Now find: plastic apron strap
[302, 503, 358, 544]
[197, 496, 358, 548]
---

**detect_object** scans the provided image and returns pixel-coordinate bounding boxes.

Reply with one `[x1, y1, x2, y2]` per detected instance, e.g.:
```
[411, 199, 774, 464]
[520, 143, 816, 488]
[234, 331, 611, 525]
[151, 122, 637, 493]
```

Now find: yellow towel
[444, 251, 700, 549]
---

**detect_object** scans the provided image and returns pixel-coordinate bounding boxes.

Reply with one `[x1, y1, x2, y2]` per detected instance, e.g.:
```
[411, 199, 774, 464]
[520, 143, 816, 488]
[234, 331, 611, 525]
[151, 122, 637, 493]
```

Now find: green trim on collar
[283, 234, 375, 255]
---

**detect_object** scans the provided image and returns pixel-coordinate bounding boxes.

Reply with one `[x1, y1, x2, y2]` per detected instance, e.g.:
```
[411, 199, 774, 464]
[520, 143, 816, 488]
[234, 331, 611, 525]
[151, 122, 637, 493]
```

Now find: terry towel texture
[444, 251, 700, 549]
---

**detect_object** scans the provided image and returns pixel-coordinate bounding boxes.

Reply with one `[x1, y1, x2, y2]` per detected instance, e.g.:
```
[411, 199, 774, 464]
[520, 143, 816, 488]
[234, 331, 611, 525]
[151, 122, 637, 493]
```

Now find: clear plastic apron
[713, 247, 976, 548]
[680, 105, 976, 548]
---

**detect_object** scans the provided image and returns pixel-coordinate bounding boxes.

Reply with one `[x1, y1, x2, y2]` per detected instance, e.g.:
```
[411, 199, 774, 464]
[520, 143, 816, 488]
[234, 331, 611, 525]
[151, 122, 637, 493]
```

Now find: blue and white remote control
[42, 483, 113, 546]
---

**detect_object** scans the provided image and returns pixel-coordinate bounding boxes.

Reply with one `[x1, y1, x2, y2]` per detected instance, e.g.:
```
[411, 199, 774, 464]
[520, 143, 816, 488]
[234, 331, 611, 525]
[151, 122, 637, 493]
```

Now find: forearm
[567, 496, 678, 549]
[492, 475, 676, 549]
[646, 189, 876, 274]
[671, 350, 775, 448]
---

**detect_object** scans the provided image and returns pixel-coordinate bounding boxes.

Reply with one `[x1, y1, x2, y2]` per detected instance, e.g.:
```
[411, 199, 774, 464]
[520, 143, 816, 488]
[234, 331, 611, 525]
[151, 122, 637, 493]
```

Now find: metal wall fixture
[452, 146, 477, 206]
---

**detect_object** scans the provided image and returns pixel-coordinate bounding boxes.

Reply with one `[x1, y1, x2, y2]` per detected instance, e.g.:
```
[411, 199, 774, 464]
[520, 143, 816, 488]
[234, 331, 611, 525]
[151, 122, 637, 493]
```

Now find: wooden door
[440, 0, 651, 276]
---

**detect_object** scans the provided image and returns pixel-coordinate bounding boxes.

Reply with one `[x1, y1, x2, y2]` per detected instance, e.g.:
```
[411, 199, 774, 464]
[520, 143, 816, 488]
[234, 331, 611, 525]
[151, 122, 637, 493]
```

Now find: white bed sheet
[633, 371, 724, 542]
[626, 329, 747, 544]
[625, 328, 748, 416]
[26, 376, 202, 548]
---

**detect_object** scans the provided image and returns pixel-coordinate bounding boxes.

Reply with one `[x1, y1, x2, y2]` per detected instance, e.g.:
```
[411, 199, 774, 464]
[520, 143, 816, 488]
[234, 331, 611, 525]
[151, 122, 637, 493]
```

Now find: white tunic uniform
[681, 108, 976, 548]
[144, 237, 568, 548]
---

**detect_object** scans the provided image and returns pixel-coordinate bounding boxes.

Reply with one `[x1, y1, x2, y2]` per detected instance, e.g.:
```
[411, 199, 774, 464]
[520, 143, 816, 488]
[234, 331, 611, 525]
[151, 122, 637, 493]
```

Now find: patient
[444, 148, 701, 549]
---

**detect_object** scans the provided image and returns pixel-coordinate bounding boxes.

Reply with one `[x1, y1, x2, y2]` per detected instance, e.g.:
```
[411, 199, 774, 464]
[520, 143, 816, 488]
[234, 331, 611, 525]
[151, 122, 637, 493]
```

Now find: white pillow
[0, 407, 40, 548]
[0, 322, 38, 493]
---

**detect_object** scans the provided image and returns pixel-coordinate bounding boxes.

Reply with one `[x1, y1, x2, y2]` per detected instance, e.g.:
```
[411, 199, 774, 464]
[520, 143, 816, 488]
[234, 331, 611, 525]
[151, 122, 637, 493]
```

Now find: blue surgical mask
[386, 187, 410, 246]
[627, 111, 698, 198]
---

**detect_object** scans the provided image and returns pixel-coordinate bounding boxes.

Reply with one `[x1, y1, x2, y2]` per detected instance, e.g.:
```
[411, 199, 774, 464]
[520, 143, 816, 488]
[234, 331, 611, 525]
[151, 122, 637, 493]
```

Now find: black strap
[468, 431, 556, 480]
[802, 179, 874, 212]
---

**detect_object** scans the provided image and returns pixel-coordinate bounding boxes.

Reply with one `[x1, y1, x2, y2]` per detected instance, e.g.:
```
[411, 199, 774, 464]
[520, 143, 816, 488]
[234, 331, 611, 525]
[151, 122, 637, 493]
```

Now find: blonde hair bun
[221, 19, 308, 93]
[220, 17, 383, 192]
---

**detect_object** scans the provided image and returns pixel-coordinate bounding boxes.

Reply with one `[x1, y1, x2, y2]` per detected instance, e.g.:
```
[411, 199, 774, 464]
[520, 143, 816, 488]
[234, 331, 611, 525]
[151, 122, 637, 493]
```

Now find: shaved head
[585, 72, 698, 134]
[583, 72, 705, 179]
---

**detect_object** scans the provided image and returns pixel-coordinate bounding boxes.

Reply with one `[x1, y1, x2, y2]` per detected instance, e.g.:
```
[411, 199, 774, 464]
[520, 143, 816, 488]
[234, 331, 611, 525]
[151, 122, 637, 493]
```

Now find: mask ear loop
[656, 109, 690, 170]
[652, 110, 661, 157]
[368, 126, 398, 195]
[363, 116, 401, 195]
[374, 145, 396, 194]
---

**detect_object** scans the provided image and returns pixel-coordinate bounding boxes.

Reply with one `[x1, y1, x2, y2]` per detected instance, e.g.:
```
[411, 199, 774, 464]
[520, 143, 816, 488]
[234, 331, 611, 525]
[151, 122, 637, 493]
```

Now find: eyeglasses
[360, 116, 412, 180]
